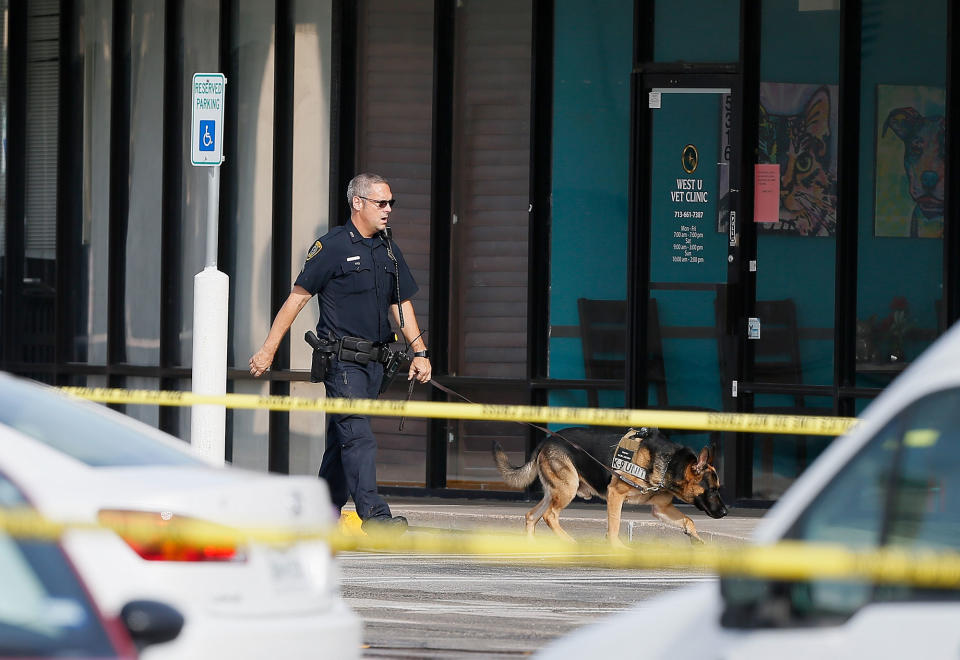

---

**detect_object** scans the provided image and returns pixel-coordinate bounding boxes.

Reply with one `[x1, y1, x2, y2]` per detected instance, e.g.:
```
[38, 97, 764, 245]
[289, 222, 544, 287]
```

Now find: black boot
[360, 515, 408, 535]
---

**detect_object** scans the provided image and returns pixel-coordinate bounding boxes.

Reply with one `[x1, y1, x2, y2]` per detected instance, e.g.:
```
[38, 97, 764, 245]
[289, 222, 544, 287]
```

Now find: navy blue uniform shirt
[294, 220, 418, 343]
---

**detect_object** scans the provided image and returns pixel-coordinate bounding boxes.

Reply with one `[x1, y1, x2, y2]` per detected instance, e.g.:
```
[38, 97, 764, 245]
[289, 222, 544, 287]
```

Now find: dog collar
[615, 471, 655, 491]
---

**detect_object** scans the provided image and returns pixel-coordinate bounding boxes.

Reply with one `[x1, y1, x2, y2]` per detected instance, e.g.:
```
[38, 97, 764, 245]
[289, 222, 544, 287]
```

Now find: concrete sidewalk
[346, 496, 767, 546]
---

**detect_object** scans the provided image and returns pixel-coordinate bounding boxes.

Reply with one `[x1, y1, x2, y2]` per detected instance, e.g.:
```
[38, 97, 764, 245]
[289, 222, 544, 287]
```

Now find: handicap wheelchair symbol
[199, 120, 215, 152]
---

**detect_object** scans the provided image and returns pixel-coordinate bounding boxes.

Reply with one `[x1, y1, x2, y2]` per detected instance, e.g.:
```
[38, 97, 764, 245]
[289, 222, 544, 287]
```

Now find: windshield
[793, 387, 960, 551]
[722, 387, 960, 628]
[0, 535, 119, 656]
[0, 473, 118, 656]
[0, 375, 206, 467]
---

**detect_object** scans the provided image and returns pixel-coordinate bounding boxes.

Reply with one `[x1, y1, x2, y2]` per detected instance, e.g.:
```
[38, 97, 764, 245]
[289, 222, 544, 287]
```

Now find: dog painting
[492, 427, 727, 546]
[876, 84, 945, 238]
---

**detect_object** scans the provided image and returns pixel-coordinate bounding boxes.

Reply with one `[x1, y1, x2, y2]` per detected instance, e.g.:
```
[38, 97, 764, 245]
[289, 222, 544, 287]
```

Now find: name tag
[612, 447, 648, 480]
[346, 255, 360, 262]
[612, 457, 648, 481]
[615, 447, 634, 463]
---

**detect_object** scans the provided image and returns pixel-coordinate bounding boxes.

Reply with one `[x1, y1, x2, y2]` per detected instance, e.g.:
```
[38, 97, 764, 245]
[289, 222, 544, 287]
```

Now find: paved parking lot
[339, 498, 763, 657]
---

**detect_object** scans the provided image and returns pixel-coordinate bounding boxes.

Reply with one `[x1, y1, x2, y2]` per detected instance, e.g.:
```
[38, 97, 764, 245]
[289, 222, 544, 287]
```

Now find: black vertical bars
[426, 0, 455, 489]
[737, 0, 761, 379]
[219, 0, 239, 462]
[159, 0, 184, 434]
[329, 0, 357, 229]
[834, 0, 862, 417]
[2, 2, 27, 367]
[107, 0, 131, 397]
[56, 0, 82, 380]
[945, 0, 960, 329]
[218, 0, 239, 286]
[731, 0, 761, 501]
[625, 0, 654, 407]
[526, 0, 553, 455]
[268, 0, 295, 474]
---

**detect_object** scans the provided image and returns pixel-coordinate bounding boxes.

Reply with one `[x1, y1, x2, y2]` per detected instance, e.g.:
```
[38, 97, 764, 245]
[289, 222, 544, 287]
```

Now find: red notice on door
[754, 164, 780, 223]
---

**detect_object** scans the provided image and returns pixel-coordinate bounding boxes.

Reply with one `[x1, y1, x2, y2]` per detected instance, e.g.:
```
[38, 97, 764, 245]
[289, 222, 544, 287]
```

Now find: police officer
[249, 173, 431, 534]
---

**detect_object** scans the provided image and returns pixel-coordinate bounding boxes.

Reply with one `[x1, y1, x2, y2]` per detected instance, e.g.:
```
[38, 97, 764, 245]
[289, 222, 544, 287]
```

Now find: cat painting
[758, 83, 839, 237]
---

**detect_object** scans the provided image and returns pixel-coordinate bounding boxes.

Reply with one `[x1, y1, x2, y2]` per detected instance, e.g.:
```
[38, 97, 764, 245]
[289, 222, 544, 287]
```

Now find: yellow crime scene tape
[2, 507, 960, 589]
[46, 386, 893, 586]
[60, 387, 858, 436]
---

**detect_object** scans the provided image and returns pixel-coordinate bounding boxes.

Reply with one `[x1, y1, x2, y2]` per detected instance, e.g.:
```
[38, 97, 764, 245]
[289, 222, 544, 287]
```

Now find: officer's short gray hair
[347, 173, 388, 206]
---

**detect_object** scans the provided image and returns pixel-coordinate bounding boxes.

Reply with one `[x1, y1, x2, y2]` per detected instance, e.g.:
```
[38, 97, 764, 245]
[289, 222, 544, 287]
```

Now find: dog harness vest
[610, 429, 683, 496]
[611, 445, 649, 483]
[611, 431, 657, 491]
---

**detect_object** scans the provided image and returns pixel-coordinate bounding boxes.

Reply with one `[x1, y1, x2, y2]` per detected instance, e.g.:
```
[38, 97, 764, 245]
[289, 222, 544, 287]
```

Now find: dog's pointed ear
[883, 106, 921, 140]
[695, 446, 713, 473]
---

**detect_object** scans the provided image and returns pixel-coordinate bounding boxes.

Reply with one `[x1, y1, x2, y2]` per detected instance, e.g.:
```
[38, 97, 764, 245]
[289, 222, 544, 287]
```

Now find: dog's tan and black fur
[493, 427, 727, 545]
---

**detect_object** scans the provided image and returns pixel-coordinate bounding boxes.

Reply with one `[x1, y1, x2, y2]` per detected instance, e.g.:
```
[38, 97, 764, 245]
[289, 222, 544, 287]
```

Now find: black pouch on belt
[338, 336, 377, 364]
[305, 331, 332, 383]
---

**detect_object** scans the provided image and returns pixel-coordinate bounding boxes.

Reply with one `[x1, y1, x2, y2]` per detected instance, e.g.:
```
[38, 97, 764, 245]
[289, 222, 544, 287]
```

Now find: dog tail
[491, 441, 540, 489]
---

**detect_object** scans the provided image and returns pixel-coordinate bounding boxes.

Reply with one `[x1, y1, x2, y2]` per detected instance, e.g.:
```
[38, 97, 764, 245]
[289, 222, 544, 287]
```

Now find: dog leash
[424, 379, 673, 496]
[340, 334, 671, 494]
[428, 379, 571, 445]
[397, 378, 417, 431]
[392, 329, 427, 432]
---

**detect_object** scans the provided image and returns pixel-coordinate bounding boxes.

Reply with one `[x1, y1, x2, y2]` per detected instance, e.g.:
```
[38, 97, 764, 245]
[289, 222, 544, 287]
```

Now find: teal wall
[548, 0, 948, 411]
[856, 0, 946, 365]
[760, 1, 840, 82]
[757, 0, 946, 388]
[654, 0, 740, 63]
[756, 1, 841, 389]
[548, 0, 633, 406]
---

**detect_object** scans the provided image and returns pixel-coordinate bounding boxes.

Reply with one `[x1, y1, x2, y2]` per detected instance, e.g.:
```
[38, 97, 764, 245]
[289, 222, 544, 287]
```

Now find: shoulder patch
[306, 240, 322, 261]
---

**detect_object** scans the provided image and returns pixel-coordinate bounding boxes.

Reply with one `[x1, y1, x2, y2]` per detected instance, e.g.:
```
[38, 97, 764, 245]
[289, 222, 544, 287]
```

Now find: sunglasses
[359, 196, 397, 209]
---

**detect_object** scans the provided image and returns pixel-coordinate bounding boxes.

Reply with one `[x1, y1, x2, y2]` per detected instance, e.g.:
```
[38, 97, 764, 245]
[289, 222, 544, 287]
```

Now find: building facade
[1, 0, 957, 505]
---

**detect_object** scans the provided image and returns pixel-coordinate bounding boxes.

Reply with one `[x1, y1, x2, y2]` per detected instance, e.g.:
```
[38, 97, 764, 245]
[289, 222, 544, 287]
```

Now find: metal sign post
[190, 73, 229, 464]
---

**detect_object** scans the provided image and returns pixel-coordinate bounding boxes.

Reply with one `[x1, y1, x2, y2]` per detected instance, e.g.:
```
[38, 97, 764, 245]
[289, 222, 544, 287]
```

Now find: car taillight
[97, 510, 247, 562]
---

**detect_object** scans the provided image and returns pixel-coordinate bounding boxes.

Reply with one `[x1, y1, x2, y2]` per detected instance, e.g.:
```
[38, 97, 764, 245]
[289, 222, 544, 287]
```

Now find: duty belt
[304, 331, 405, 394]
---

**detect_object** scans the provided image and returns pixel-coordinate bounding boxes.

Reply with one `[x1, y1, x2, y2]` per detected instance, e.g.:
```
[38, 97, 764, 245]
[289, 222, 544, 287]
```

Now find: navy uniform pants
[319, 358, 392, 520]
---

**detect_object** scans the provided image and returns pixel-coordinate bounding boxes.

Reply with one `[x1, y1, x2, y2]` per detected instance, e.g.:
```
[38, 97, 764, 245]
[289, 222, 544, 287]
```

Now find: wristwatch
[413, 349, 430, 359]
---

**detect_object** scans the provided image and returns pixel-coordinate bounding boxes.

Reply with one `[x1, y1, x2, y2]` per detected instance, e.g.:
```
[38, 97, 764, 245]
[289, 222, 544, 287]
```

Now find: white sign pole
[190, 73, 229, 465]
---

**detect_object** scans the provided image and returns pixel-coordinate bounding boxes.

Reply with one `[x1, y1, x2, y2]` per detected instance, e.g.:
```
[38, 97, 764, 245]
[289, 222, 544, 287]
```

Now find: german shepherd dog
[492, 427, 728, 546]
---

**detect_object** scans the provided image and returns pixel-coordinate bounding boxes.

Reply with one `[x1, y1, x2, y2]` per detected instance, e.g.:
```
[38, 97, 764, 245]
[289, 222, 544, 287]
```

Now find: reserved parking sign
[191, 73, 226, 166]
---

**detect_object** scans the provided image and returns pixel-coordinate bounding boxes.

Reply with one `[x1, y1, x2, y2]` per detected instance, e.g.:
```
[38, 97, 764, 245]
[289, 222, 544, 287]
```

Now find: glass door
[637, 73, 741, 496]
[643, 75, 739, 416]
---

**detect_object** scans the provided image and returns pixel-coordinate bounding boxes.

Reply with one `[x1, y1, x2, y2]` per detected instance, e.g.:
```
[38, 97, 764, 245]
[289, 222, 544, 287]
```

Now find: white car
[0, 470, 185, 658]
[0, 372, 361, 660]
[538, 322, 960, 659]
